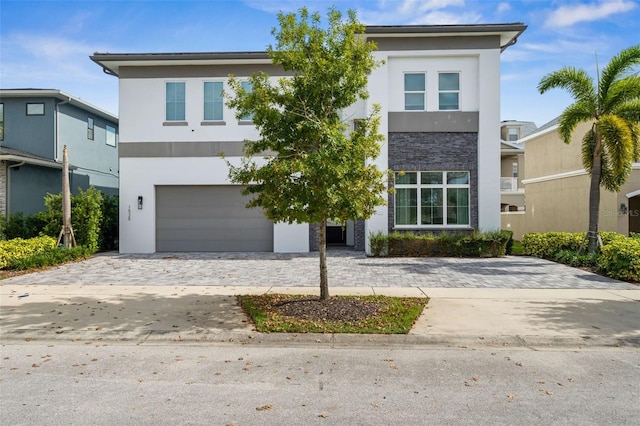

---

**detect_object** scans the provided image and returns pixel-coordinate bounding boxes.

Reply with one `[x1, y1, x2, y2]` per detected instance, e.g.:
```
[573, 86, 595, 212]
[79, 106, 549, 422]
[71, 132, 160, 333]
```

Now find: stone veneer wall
[0, 162, 6, 216]
[388, 132, 479, 233]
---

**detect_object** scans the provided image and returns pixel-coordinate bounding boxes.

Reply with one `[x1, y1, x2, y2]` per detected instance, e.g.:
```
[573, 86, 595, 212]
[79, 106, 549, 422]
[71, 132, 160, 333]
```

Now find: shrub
[369, 230, 511, 258]
[0, 236, 57, 269]
[553, 250, 599, 268]
[521, 232, 584, 258]
[99, 193, 119, 251]
[42, 187, 103, 252]
[598, 237, 640, 282]
[7, 245, 93, 271]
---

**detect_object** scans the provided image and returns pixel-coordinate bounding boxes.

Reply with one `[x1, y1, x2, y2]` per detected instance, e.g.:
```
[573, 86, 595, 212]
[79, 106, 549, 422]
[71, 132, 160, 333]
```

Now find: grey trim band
[120, 141, 247, 157]
[389, 111, 479, 132]
[371, 35, 499, 51]
[120, 64, 293, 79]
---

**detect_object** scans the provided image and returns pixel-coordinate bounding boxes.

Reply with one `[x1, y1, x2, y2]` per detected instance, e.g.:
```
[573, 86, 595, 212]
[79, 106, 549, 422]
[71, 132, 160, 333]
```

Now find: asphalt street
[1, 342, 638, 425]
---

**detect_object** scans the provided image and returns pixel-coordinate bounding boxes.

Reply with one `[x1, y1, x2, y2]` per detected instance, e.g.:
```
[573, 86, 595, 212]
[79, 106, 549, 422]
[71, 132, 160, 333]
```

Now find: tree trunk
[318, 219, 329, 300]
[587, 130, 603, 254]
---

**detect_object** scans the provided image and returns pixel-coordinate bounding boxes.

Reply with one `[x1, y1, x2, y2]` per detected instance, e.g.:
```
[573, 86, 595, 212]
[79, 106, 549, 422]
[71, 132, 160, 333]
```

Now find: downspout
[55, 97, 72, 161]
[6, 161, 25, 217]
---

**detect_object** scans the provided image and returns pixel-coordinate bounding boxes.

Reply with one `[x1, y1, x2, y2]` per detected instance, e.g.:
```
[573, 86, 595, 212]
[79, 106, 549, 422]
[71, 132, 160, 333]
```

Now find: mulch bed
[275, 297, 382, 322]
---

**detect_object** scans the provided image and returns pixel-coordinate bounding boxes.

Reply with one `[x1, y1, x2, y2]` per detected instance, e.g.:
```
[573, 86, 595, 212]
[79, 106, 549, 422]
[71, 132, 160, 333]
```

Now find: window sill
[238, 120, 254, 126]
[201, 121, 226, 126]
[163, 121, 188, 126]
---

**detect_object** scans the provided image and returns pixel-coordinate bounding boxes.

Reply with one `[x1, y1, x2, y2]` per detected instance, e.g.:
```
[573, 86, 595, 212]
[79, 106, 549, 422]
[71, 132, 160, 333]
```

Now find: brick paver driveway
[3, 250, 636, 289]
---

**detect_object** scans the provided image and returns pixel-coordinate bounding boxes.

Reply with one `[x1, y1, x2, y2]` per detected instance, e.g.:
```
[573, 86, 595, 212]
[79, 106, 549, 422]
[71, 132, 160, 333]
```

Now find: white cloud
[358, 0, 480, 25]
[545, 0, 637, 27]
[496, 2, 511, 15]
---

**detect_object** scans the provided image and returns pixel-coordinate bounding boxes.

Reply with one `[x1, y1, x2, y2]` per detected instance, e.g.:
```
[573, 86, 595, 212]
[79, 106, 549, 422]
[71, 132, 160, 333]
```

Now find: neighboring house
[519, 119, 639, 237]
[0, 89, 119, 217]
[499, 120, 535, 239]
[91, 23, 526, 254]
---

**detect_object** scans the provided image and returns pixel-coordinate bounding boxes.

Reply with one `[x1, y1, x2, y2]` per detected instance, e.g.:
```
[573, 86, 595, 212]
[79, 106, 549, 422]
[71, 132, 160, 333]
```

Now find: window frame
[202, 80, 225, 123]
[403, 72, 426, 111]
[26, 103, 45, 116]
[438, 72, 460, 111]
[87, 117, 94, 140]
[0, 103, 4, 141]
[105, 124, 117, 147]
[164, 81, 186, 123]
[394, 171, 471, 228]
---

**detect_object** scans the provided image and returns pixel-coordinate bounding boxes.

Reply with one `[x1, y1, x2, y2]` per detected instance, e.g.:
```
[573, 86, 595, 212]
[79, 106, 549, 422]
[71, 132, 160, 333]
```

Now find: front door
[630, 195, 640, 234]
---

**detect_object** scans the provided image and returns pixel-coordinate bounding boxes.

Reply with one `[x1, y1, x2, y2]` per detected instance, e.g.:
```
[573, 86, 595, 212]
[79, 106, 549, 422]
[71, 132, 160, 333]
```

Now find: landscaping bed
[237, 294, 428, 334]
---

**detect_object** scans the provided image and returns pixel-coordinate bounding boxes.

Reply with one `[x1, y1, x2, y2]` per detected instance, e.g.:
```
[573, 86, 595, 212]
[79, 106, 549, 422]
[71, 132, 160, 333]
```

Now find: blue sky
[1, 0, 639, 128]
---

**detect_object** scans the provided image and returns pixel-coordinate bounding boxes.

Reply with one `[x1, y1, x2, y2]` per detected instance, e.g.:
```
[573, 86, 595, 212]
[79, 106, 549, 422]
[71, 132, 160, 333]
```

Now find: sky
[1, 0, 639, 128]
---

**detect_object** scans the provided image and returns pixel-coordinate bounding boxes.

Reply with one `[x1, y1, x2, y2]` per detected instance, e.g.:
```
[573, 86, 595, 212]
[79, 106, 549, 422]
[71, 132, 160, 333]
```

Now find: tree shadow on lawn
[0, 291, 255, 341]
[521, 298, 640, 347]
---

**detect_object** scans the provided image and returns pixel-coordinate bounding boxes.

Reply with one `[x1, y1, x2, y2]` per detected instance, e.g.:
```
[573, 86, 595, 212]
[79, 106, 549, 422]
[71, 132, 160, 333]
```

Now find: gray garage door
[156, 185, 273, 252]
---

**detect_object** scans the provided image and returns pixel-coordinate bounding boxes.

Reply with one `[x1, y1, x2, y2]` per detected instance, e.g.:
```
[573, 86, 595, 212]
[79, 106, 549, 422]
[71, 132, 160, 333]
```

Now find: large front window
[395, 171, 470, 226]
[165, 82, 185, 121]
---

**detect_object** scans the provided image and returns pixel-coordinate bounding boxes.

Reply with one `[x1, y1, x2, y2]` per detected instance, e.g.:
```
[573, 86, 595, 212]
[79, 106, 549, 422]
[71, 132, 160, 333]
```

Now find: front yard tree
[538, 45, 640, 253]
[226, 7, 385, 300]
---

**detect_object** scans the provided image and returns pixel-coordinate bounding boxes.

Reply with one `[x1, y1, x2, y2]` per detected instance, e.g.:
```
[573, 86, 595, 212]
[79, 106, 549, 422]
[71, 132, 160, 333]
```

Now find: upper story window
[0, 103, 4, 141]
[239, 81, 253, 122]
[203, 81, 224, 121]
[395, 171, 470, 227]
[438, 72, 460, 111]
[165, 82, 186, 122]
[404, 73, 426, 111]
[507, 127, 519, 141]
[87, 117, 94, 140]
[26, 103, 44, 116]
[105, 125, 117, 147]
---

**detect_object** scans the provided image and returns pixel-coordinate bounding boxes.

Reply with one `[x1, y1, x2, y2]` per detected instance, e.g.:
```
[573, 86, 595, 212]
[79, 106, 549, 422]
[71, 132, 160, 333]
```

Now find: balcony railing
[500, 177, 520, 192]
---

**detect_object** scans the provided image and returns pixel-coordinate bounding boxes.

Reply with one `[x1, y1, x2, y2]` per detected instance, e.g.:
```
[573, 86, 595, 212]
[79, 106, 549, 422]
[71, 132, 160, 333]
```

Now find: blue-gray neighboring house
[0, 89, 119, 217]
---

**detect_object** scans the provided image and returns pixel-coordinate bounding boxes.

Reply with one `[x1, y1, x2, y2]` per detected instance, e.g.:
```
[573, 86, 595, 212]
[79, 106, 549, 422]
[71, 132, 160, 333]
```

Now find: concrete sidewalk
[1, 284, 638, 349]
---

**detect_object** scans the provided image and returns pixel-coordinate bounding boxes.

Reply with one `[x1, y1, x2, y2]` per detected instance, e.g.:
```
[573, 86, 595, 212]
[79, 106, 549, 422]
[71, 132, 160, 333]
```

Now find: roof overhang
[0, 89, 117, 122]
[0, 152, 77, 170]
[91, 51, 272, 77]
[364, 23, 527, 51]
[91, 22, 527, 77]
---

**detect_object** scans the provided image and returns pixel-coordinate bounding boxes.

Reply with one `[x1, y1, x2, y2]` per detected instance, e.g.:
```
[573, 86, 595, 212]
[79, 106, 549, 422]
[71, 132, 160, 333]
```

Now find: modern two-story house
[91, 23, 526, 254]
[0, 89, 119, 217]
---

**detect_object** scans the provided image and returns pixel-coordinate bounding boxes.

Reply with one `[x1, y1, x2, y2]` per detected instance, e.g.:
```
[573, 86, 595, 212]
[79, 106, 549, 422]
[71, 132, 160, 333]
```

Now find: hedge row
[599, 237, 640, 281]
[0, 236, 57, 269]
[522, 231, 640, 282]
[369, 230, 513, 258]
[0, 236, 92, 271]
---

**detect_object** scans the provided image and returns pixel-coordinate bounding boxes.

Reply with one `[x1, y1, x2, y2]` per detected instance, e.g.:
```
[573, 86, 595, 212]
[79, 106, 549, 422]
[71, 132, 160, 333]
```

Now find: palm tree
[538, 45, 640, 253]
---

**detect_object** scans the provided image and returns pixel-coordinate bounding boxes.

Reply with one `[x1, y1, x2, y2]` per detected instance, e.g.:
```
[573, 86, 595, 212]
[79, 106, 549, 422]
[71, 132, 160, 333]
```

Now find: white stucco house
[91, 23, 526, 254]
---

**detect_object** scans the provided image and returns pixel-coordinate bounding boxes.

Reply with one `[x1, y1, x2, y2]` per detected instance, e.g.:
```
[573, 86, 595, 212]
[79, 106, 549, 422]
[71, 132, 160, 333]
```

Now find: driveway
[2, 250, 637, 289]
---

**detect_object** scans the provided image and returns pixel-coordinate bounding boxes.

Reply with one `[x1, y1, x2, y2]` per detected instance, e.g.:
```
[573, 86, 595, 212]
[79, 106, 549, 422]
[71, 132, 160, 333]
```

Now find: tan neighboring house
[499, 120, 535, 239]
[517, 119, 640, 238]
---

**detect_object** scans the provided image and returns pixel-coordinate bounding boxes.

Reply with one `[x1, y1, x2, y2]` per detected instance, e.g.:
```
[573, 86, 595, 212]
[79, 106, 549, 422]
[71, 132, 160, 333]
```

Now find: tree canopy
[225, 7, 386, 299]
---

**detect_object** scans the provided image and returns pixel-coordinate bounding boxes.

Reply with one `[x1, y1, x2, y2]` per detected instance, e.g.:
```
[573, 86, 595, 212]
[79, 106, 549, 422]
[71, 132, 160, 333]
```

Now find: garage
[155, 185, 273, 252]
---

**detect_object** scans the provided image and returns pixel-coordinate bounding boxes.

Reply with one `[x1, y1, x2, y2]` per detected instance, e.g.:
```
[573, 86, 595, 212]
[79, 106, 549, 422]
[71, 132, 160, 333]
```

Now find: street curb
[2, 329, 638, 349]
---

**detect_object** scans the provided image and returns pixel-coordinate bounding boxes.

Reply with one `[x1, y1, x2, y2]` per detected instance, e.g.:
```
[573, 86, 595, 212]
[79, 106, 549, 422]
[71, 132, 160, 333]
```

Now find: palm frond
[612, 99, 640, 123]
[598, 115, 634, 177]
[538, 67, 596, 104]
[558, 101, 595, 144]
[599, 44, 640, 108]
[581, 127, 596, 173]
[604, 75, 640, 112]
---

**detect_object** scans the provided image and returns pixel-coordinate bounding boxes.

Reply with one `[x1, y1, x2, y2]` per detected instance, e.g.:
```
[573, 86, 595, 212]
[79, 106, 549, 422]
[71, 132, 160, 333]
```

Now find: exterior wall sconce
[138, 196, 143, 210]
[620, 203, 628, 215]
